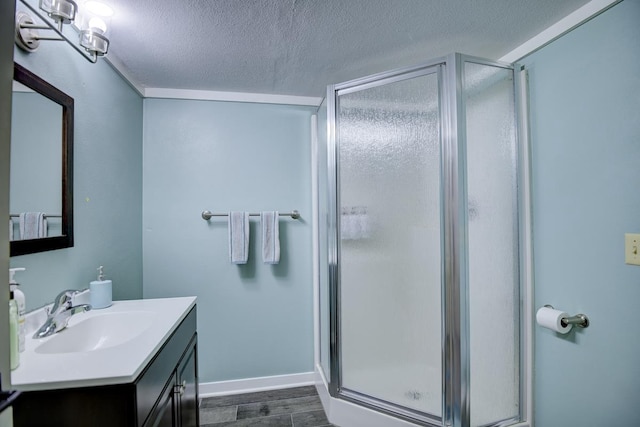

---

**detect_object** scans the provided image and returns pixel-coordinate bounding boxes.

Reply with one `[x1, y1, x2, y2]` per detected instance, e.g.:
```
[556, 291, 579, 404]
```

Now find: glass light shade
[76, 2, 111, 56]
[79, 29, 109, 55]
[39, 0, 78, 24]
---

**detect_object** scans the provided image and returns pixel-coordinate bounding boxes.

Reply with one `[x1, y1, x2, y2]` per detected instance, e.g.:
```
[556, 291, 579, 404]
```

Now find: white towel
[9, 218, 14, 241]
[19, 212, 47, 239]
[261, 211, 280, 264]
[228, 212, 250, 264]
[341, 206, 370, 240]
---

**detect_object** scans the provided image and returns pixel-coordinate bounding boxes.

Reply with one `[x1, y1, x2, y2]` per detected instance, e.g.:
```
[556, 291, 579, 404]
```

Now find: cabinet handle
[174, 380, 187, 396]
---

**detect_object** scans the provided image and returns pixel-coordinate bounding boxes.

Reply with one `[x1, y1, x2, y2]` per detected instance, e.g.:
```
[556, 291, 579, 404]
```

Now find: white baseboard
[199, 372, 315, 398]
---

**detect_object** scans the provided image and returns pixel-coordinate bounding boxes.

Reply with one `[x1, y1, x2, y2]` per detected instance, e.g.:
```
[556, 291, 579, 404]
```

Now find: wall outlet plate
[624, 233, 640, 265]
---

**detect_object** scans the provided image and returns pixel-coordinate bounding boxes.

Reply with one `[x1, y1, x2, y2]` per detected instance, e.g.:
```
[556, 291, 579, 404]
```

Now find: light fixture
[39, 0, 77, 29]
[14, 0, 112, 63]
[76, 1, 112, 56]
[78, 26, 109, 56]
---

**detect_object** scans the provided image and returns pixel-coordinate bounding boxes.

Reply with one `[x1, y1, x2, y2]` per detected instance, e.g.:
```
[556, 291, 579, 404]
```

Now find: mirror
[10, 63, 73, 256]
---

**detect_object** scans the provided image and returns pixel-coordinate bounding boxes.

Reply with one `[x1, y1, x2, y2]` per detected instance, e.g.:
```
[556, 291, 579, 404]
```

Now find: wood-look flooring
[200, 385, 335, 427]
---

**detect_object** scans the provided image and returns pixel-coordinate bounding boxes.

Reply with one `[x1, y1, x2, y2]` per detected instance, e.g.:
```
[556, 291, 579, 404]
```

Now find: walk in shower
[315, 53, 531, 427]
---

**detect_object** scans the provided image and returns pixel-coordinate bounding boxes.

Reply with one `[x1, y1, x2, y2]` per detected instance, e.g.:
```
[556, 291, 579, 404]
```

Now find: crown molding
[500, 0, 621, 63]
[104, 54, 145, 97]
[143, 87, 322, 106]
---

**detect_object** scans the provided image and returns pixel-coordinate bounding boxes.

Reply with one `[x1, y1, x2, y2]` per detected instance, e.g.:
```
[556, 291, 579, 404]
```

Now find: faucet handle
[50, 289, 81, 313]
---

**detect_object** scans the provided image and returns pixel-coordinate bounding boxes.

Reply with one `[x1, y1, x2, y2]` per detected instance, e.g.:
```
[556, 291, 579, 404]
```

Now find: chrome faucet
[33, 289, 92, 339]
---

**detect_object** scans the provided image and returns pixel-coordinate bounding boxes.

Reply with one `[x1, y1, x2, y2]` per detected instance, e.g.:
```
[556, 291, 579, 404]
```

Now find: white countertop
[11, 296, 196, 391]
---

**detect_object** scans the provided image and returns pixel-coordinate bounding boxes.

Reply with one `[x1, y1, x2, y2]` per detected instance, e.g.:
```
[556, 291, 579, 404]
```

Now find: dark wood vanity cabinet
[145, 335, 198, 427]
[176, 341, 198, 426]
[14, 306, 199, 427]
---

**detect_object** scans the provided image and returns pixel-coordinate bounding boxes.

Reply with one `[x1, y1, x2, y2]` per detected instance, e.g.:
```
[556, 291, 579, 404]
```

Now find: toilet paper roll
[536, 306, 572, 334]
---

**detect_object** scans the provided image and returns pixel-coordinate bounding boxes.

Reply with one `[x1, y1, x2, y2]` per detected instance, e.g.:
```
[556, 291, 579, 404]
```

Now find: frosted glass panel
[464, 62, 520, 426]
[337, 71, 442, 416]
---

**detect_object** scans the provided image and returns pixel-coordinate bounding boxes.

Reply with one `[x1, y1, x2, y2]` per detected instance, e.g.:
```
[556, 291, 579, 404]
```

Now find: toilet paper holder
[544, 305, 590, 328]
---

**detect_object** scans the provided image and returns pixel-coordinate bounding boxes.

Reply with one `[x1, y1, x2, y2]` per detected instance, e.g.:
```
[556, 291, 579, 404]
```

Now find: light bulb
[88, 17, 107, 34]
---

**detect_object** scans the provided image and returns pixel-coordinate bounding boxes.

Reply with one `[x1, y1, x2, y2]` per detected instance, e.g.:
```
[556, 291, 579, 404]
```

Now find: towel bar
[9, 213, 61, 218]
[201, 210, 300, 220]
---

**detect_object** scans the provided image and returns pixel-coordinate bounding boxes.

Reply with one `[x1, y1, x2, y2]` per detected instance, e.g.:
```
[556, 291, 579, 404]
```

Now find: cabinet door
[145, 374, 176, 427]
[176, 339, 198, 427]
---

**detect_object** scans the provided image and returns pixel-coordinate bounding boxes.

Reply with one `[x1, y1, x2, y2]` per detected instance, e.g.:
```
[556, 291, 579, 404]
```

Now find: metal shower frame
[324, 53, 530, 427]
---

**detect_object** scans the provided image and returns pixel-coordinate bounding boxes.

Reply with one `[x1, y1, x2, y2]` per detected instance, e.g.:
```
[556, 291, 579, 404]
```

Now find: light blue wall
[11, 30, 143, 309]
[523, 0, 640, 425]
[142, 99, 315, 383]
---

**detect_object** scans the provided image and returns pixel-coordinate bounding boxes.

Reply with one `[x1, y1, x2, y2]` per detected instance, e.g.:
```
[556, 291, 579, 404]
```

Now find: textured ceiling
[104, 0, 591, 97]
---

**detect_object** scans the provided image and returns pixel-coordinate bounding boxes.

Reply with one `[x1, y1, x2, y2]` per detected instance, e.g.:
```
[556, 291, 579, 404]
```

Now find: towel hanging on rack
[261, 211, 280, 264]
[19, 212, 47, 239]
[228, 212, 250, 264]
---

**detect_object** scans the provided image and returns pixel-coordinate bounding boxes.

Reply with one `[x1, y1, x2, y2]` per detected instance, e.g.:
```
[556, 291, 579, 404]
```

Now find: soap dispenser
[90, 266, 112, 309]
[9, 290, 19, 370]
[9, 267, 26, 353]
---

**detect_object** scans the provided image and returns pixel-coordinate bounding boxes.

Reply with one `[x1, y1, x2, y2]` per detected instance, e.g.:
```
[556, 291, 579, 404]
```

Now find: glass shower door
[334, 66, 442, 421]
[326, 54, 526, 427]
[464, 60, 521, 427]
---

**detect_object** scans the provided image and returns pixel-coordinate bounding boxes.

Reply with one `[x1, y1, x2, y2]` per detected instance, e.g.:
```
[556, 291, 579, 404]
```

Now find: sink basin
[12, 297, 196, 391]
[35, 311, 155, 354]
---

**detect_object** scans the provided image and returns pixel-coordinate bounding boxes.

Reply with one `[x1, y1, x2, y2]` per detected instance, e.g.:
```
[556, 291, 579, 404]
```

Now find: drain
[404, 390, 423, 400]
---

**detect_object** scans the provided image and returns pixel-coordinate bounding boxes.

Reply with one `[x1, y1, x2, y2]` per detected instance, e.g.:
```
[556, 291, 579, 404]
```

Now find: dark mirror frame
[11, 62, 74, 256]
